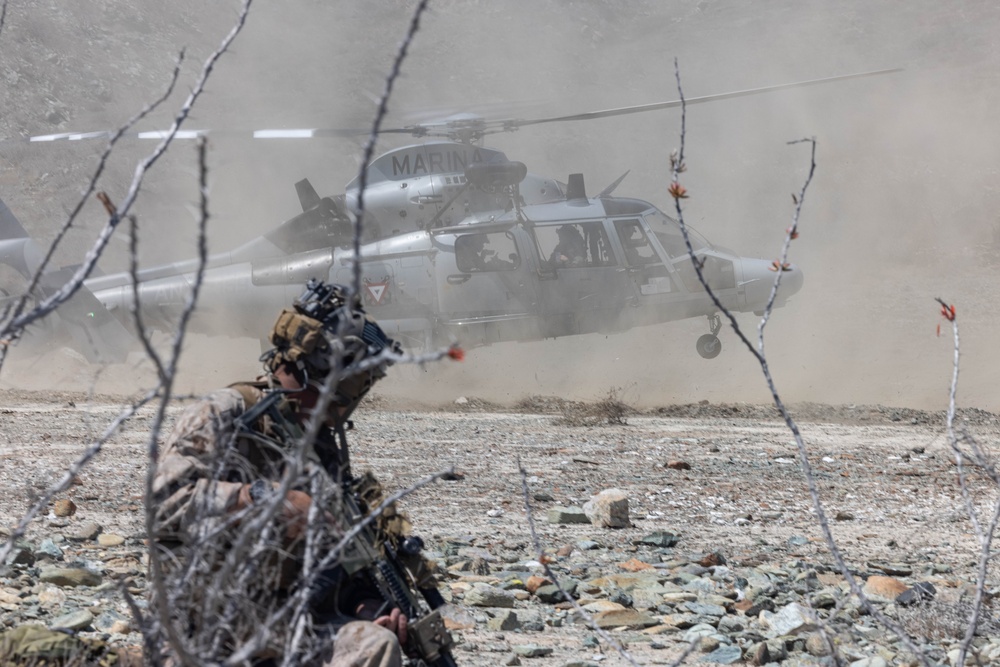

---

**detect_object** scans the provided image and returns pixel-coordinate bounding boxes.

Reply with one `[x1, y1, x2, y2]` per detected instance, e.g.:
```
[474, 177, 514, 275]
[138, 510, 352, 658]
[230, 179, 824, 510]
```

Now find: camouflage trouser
[323, 621, 402, 667]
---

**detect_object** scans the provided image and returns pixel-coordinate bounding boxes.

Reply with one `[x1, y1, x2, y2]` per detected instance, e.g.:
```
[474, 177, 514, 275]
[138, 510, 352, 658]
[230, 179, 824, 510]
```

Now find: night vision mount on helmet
[263, 279, 400, 407]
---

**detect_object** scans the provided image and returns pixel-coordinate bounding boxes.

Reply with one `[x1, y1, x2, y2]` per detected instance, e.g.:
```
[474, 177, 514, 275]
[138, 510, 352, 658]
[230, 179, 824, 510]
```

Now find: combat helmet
[262, 279, 400, 410]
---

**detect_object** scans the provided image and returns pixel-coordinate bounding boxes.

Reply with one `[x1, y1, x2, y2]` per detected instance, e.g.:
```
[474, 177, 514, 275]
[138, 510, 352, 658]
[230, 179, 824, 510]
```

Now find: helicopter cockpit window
[455, 232, 520, 272]
[643, 210, 708, 257]
[535, 222, 614, 269]
[614, 219, 660, 266]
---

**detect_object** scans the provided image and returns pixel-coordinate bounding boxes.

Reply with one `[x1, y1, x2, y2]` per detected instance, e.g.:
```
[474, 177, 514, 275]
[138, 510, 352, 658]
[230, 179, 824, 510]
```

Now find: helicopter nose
[783, 263, 804, 298]
[739, 258, 804, 312]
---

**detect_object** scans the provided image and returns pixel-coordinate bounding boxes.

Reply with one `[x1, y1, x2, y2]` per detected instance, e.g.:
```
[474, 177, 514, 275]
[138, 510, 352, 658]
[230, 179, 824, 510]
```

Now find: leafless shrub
[898, 598, 1000, 643]
[556, 385, 634, 426]
[2, 1, 459, 665]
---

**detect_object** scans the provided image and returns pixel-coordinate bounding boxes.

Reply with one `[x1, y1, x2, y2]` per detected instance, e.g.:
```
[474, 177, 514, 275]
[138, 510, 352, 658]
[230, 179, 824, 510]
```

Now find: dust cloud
[1, 1, 999, 410]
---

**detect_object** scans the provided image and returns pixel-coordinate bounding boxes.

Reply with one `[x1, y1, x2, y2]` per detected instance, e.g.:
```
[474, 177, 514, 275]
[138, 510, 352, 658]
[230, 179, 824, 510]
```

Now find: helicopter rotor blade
[597, 170, 631, 198]
[10, 68, 901, 145]
[16, 127, 413, 144]
[509, 68, 903, 129]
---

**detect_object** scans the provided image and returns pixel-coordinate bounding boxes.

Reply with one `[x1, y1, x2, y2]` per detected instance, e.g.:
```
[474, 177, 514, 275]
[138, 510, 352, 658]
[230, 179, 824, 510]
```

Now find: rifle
[331, 476, 457, 667]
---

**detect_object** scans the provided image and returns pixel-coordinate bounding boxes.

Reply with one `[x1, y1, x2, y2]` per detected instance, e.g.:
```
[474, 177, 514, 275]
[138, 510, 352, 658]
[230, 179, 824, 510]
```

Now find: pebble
[52, 499, 77, 517]
[97, 533, 126, 547]
[699, 645, 742, 664]
[50, 609, 94, 631]
[38, 566, 102, 587]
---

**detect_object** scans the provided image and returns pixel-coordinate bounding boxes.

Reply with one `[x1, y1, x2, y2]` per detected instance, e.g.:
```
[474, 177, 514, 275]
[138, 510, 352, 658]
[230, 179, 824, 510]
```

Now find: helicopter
[0, 70, 897, 365]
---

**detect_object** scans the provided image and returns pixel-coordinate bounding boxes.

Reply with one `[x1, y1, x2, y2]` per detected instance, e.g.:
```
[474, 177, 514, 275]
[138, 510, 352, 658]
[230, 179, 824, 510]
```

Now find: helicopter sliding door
[531, 221, 632, 337]
[435, 229, 541, 346]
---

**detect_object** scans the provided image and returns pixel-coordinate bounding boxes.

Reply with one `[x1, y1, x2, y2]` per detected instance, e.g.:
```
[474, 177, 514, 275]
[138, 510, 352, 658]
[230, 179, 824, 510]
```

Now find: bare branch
[669, 60, 932, 667]
[143, 137, 214, 667]
[223, 468, 454, 666]
[128, 214, 168, 383]
[351, 0, 431, 302]
[934, 300, 1000, 667]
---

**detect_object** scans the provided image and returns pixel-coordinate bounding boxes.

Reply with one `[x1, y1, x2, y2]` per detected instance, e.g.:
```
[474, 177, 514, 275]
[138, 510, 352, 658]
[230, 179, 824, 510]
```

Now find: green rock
[50, 610, 94, 631]
[513, 645, 554, 657]
[547, 506, 590, 525]
[637, 531, 679, 548]
[39, 567, 102, 587]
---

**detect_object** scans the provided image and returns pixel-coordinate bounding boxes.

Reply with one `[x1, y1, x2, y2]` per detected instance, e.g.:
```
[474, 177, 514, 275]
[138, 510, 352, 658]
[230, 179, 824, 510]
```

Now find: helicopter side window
[535, 222, 613, 269]
[643, 211, 708, 257]
[455, 232, 520, 272]
[614, 219, 659, 266]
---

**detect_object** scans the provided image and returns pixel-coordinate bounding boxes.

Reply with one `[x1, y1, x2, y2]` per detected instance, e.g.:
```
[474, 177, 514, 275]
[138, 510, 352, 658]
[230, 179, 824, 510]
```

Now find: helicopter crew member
[549, 224, 587, 267]
[151, 280, 418, 667]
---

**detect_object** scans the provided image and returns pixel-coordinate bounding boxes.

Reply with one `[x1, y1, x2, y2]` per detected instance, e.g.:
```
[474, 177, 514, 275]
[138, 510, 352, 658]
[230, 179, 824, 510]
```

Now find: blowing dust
[1, 1, 999, 410]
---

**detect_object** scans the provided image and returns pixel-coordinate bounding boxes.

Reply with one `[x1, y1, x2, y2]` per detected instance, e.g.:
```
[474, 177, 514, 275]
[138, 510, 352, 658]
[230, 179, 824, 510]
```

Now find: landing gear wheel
[696, 334, 722, 359]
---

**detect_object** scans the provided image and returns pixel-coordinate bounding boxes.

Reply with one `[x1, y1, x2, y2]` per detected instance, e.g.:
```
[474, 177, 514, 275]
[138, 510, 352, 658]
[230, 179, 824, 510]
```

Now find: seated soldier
[150, 280, 437, 667]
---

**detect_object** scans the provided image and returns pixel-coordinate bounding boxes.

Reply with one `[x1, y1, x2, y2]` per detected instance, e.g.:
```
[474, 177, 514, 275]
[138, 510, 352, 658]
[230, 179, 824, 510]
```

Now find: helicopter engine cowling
[465, 160, 527, 189]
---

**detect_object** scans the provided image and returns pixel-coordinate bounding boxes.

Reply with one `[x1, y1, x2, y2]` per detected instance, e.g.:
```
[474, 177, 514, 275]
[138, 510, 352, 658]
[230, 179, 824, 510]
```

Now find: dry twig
[669, 59, 932, 667]
[351, 0, 431, 302]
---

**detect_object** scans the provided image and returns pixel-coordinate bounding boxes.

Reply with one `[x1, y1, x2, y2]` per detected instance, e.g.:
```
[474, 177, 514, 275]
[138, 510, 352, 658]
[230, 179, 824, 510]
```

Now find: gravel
[2, 389, 999, 665]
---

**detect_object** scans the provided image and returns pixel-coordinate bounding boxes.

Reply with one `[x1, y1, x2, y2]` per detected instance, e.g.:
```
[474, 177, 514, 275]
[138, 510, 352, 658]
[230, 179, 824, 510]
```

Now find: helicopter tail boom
[0, 198, 135, 364]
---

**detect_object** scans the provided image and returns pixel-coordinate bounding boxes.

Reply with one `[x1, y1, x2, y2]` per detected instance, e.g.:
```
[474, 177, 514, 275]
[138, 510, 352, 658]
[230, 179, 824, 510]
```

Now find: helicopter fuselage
[84, 192, 802, 354]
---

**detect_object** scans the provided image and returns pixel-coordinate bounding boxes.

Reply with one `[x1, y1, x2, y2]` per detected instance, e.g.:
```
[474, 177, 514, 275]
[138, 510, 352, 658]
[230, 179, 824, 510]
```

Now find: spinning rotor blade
[11, 68, 900, 145]
[510, 68, 902, 129]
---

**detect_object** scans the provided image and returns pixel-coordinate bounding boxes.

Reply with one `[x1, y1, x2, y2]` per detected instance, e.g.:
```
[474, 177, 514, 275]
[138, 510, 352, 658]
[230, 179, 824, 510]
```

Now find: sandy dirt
[2, 0, 1000, 410]
[1, 388, 998, 663]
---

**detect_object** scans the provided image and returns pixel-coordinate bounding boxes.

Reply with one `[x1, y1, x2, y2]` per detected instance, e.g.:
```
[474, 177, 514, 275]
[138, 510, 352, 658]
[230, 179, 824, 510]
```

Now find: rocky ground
[2, 389, 1000, 666]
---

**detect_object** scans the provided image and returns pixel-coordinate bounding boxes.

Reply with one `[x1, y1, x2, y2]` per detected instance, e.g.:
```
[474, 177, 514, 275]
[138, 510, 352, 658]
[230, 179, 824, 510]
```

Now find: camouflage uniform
[152, 382, 402, 667]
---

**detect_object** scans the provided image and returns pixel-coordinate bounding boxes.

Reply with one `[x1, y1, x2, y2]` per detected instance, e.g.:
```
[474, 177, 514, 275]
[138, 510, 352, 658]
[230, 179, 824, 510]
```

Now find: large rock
[583, 489, 629, 528]
[464, 584, 516, 608]
[863, 575, 908, 603]
[760, 602, 819, 637]
[50, 610, 94, 631]
[487, 609, 520, 631]
[65, 522, 101, 542]
[699, 645, 742, 664]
